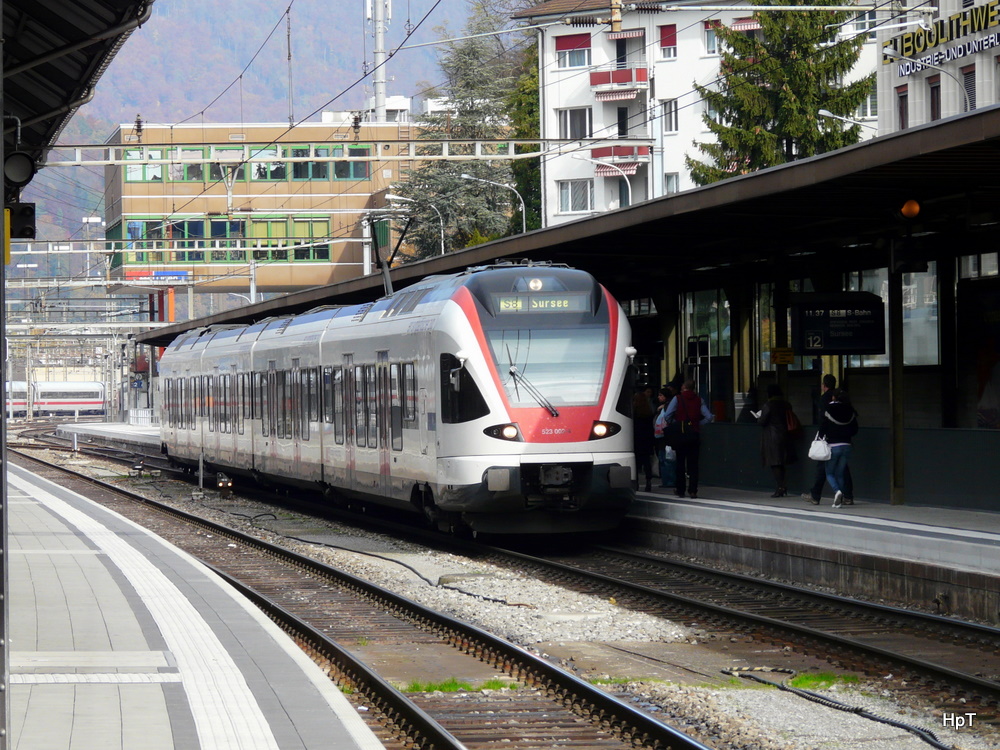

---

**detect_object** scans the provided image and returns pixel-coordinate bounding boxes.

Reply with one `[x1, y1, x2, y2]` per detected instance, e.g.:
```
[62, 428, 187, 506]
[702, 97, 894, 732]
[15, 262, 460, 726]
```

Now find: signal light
[5, 202, 36, 239]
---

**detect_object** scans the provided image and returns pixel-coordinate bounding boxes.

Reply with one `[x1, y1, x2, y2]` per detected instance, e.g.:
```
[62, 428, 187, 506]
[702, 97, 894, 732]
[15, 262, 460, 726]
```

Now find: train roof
[161, 262, 598, 351]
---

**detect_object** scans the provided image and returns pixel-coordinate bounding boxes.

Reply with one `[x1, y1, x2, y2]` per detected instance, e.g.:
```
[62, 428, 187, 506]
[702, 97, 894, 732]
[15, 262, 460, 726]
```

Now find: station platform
[5, 462, 384, 749]
[627, 485, 1000, 624]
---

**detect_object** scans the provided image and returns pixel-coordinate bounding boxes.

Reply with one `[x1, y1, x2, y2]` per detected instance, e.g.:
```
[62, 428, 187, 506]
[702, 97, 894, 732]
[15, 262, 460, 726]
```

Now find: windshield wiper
[508, 364, 559, 417]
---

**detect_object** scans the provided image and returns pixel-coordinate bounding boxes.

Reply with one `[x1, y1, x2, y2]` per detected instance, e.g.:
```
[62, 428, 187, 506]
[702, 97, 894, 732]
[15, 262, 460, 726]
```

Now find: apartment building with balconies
[514, 0, 882, 227]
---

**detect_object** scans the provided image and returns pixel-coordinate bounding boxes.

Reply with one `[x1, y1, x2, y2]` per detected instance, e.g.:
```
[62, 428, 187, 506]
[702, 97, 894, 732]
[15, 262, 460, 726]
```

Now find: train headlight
[589, 421, 621, 440]
[484, 423, 522, 441]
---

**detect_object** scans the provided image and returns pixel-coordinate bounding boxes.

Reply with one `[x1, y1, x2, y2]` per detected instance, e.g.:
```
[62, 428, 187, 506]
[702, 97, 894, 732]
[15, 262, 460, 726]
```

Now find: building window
[928, 76, 941, 121]
[855, 85, 877, 120]
[617, 107, 630, 138]
[209, 147, 246, 181]
[847, 265, 939, 367]
[896, 85, 909, 130]
[854, 10, 877, 40]
[685, 288, 731, 362]
[659, 25, 677, 59]
[962, 65, 976, 111]
[290, 146, 330, 180]
[124, 149, 163, 182]
[251, 146, 286, 181]
[558, 179, 594, 213]
[704, 98, 721, 125]
[169, 147, 204, 182]
[662, 99, 679, 133]
[558, 108, 592, 140]
[556, 33, 591, 68]
[292, 218, 331, 260]
[704, 21, 720, 55]
[333, 145, 371, 180]
[664, 173, 680, 194]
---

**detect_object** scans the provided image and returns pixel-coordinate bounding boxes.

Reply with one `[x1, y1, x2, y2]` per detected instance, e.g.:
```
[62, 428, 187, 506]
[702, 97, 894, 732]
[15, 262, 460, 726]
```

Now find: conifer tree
[685, 0, 875, 185]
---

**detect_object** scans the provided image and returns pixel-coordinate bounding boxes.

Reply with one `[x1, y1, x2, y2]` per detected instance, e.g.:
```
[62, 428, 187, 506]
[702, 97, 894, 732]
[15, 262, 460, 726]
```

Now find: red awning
[595, 163, 640, 176]
[607, 29, 644, 39]
[731, 18, 761, 31]
[595, 89, 639, 102]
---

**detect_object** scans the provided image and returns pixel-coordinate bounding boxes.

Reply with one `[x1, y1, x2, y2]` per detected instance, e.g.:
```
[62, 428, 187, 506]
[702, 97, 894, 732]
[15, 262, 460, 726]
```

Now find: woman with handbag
[817, 389, 858, 508]
[756, 384, 797, 497]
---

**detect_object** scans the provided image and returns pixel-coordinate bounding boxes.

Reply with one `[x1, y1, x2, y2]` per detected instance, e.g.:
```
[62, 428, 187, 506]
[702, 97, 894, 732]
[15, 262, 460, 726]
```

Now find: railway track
[475, 545, 1000, 730]
[10, 450, 713, 750]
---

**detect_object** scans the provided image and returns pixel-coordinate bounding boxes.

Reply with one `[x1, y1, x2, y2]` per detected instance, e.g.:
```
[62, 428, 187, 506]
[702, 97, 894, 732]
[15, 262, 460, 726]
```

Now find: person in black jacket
[801, 374, 854, 505]
[757, 384, 795, 497]
[817, 389, 858, 509]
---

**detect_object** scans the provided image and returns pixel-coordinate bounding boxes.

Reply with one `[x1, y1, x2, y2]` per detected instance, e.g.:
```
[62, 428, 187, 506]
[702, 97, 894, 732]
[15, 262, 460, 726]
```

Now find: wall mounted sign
[790, 293, 886, 355]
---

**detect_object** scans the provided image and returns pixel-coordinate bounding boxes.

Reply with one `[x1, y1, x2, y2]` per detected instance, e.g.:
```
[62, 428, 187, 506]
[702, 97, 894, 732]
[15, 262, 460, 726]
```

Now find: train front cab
[431, 268, 636, 534]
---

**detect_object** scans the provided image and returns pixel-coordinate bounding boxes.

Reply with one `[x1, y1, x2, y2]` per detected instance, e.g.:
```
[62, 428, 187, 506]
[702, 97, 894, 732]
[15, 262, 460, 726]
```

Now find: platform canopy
[2, 0, 153, 203]
[136, 106, 1000, 348]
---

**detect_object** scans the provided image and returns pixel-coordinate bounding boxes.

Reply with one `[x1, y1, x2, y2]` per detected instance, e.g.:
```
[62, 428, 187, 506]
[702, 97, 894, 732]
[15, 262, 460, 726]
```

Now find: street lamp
[459, 174, 527, 234]
[817, 109, 878, 130]
[883, 48, 972, 113]
[571, 155, 632, 208]
[385, 194, 445, 255]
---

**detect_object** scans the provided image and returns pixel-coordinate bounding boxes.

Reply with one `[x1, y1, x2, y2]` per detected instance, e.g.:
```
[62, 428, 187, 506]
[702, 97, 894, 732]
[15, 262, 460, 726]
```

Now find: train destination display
[493, 293, 590, 313]
[791, 293, 886, 354]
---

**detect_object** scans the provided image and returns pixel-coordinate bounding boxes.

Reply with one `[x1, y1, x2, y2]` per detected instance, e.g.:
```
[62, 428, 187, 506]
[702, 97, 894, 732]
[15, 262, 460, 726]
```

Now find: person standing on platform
[664, 379, 714, 498]
[632, 389, 655, 492]
[802, 374, 854, 505]
[818, 388, 858, 508]
[756, 384, 796, 497]
[654, 386, 677, 488]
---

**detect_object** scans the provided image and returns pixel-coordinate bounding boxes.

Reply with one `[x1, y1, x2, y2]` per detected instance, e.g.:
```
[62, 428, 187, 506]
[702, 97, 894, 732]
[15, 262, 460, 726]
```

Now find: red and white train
[5, 380, 106, 417]
[158, 262, 636, 534]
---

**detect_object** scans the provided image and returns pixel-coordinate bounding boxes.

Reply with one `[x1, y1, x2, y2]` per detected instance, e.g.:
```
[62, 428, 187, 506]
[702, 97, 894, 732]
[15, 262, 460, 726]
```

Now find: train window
[390, 363, 403, 451]
[278, 370, 291, 439]
[242, 373, 251, 421]
[236, 373, 245, 435]
[403, 362, 416, 422]
[323, 367, 334, 424]
[208, 376, 216, 433]
[354, 365, 365, 447]
[299, 368, 311, 441]
[202, 375, 211, 418]
[188, 377, 197, 429]
[616, 364, 636, 418]
[261, 371, 271, 437]
[440, 354, 490, 424]
[333, 368, 344, 444]
[366, 365, 378, 447]
[223, 374, 232, 434]
[307, 367, 320, 423]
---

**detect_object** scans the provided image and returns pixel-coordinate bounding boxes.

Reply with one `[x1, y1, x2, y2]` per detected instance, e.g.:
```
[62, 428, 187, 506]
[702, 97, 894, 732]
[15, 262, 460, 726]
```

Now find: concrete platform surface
[5, 462, 384, 750]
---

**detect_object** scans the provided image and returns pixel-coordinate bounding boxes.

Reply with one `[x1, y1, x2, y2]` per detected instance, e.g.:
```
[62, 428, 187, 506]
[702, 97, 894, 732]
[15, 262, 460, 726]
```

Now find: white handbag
[808, 434, 831, 461]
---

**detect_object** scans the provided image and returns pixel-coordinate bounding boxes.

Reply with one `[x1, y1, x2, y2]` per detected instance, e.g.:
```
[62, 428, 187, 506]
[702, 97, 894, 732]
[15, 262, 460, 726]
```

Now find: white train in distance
[5, 380, 107, 417]
[158, 262, 638, 535]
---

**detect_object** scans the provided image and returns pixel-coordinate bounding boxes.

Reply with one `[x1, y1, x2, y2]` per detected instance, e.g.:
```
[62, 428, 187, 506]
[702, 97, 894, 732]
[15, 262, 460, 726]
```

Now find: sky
[85, 0, 471, 128]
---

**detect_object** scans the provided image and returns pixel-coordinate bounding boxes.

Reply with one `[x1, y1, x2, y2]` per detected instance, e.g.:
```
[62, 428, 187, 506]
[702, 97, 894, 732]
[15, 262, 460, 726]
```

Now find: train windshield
[485, 327, 608, 407]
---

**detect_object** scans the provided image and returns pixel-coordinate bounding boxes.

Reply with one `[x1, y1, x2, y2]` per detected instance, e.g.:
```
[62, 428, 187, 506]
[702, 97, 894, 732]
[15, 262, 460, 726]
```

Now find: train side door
[343, 354, 355, 490]
[376, 351, 391, 496]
